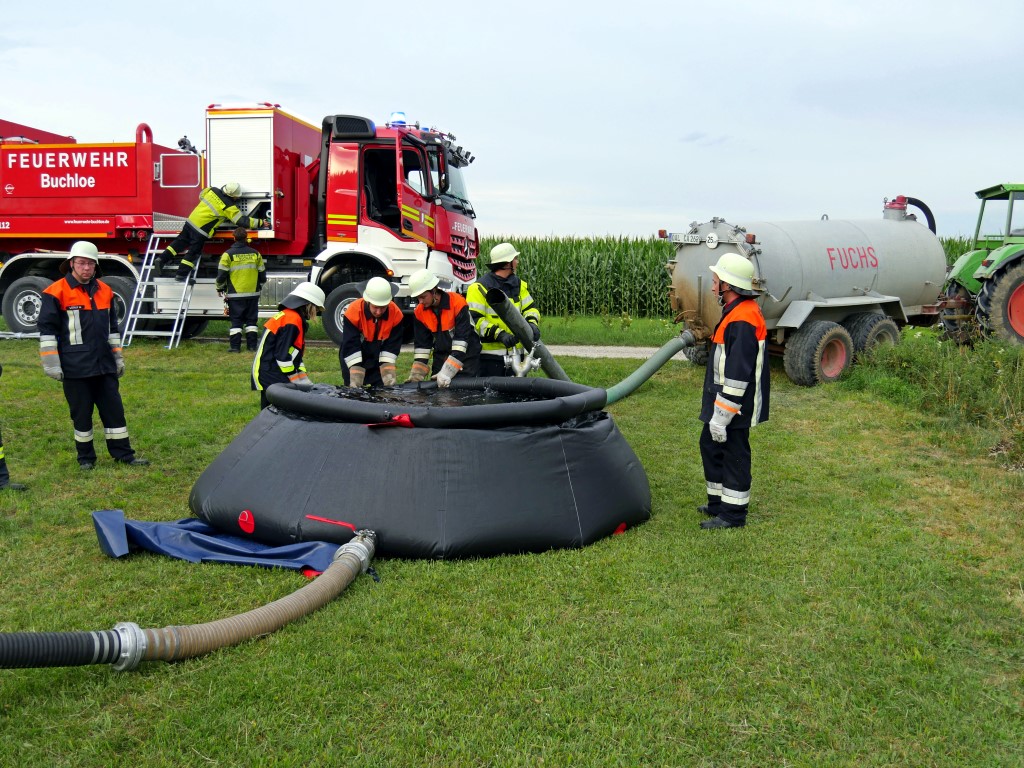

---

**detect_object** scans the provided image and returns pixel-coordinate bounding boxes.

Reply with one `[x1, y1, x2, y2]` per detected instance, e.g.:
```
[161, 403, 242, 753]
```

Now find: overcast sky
[3, 0, 1019, 238]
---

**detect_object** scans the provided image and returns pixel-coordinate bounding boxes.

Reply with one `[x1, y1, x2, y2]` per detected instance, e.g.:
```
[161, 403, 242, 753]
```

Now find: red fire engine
[0, 103, 478, 343]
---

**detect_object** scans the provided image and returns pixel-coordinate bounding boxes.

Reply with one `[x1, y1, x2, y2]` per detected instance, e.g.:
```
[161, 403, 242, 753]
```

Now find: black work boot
[246, 332, 258, 352]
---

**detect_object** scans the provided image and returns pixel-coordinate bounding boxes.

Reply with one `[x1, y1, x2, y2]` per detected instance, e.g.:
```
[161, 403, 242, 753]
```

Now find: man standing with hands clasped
[38, 241, 150, 470]
[698, 252, 769, 530]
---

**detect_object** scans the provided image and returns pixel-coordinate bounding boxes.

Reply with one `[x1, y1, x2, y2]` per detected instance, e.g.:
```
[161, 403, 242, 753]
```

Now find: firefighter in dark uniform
[38, 241, 150, 470]
[339, 277, 404, 388]
[0, 361, 27, 491]
[698, 252, 770, 529]
[216, 227, 267, 353]
[251, 282, 325, 410]
[405, 269, 481, 387]
[156, 182, 268, 281]
[466, 242, 541, 377]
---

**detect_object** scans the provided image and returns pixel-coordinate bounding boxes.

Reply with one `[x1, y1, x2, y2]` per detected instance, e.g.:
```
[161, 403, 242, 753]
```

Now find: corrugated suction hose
[0, 530, 376, 672]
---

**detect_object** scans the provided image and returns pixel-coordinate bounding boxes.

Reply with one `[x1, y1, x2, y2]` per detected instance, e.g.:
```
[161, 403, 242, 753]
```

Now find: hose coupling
[111, 621, 147, 672]
[336, 529, 377, 573]
[679, 329, 696, 348]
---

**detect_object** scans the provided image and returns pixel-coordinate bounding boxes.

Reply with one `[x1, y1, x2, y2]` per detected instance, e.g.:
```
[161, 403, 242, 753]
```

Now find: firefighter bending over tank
[251, 282, 325, 410]
[697, 253, 770, 530]
[156, 182, 268, 281]
[466, 242, 541, 377]
[406, 269, 481, 387]
[38, 242, 150, 470]
[340, 277, 403, 388]
[216, 227, 267, 353]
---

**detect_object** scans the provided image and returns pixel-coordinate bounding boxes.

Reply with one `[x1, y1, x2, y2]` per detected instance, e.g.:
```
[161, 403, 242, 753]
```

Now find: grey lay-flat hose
[0, 530, 376, 672]
[484, 288, 571, 381]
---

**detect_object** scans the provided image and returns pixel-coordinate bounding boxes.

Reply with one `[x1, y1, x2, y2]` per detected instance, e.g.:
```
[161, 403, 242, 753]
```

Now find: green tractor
[942, 183, 1024, 344]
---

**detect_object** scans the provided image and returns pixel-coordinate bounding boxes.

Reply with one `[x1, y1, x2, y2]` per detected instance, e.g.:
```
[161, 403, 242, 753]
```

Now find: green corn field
[479, 235, 970, 319]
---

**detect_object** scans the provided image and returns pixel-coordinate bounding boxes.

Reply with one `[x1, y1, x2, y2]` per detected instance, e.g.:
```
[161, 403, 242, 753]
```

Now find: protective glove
[114, 354, 126, 378]
[293, 376, 314, 392]
[262, 218, 272, 229]
[528, 321, 541, 342]
[436, 356, 463, 389]
[380, 363, 397, 387]
[406, 360, 430, 383]
[42, 356, 63, 382]
[709, 396, 739, 443]
[497, 331, 516, 348]
[348, 366, 366, 388]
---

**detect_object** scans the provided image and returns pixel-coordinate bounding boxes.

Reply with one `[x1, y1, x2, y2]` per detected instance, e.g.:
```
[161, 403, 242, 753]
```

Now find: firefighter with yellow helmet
[697, 252, 770, 530]
[466, 242, 541, 377]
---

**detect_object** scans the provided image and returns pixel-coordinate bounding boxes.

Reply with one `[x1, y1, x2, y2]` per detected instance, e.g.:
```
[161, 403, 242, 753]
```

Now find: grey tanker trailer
[664, 196, 948, 385]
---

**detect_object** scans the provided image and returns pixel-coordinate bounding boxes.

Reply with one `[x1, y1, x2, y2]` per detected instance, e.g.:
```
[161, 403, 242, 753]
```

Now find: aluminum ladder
[123, 234, 201, 349]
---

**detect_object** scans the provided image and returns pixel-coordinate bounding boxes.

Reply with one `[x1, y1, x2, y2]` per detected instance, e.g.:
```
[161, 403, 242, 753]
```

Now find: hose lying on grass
[0, 530, 376, 672]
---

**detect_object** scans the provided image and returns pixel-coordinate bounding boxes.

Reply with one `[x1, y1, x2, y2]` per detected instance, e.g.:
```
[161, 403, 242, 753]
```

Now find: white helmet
[709, 253, 757, 294]
[408, 268, 440, 298]
[60, 241, 101, 274]
[363, 276, 396, 307]
[221, 182, 241, 197]
[489, 242, 520, 265]
[281, 282, 325, 309]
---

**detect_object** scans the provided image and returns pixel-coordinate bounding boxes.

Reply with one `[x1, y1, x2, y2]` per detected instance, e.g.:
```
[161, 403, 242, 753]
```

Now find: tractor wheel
[783, 320, 854, 386]
[842, 312, 901, 354]
[1, 276, 51, 333]
[983, 261, 1024, 345]
[939, 282, 978, 345]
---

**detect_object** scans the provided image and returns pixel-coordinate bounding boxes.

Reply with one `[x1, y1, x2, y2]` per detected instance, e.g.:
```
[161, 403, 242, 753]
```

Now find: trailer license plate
[671, 233, 702, 245]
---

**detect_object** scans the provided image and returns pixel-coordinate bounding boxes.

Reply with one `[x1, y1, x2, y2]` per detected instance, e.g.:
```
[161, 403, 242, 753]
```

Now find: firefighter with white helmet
[37, 241, 150, 470]
[339, 276, 404, 388]
[466, 242, 541, 377]
[697, 252, 770, 530]
[157, 182, 270, 280]
[406, 269, 481, 387]
[251, 281, 325, 409]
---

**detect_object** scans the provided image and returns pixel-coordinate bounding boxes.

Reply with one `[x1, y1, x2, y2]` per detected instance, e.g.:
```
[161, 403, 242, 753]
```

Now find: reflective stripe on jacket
[251, 308, 308, 391]
[216, 242, 266, 297]
[188, 186, 259, 237]
[699, 297, 770, 428]
[466, 272, 540, 356]
[412, 291, 481, 374]
[38, 276, 119, 379]
[340, 299, 404, 370]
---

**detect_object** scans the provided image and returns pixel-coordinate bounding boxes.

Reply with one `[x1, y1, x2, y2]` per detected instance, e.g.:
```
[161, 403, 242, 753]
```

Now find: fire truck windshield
[431, 160, 474, 217]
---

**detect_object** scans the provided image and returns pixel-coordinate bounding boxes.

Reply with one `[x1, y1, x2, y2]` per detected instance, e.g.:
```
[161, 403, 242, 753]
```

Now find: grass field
[1, 328, 1023, 767]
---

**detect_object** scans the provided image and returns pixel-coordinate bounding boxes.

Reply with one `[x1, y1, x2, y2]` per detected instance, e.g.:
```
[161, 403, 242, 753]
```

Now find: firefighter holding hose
[697, 253, 770, 530]
[405, 269, 480, 387]
[466, 242, 541, 377]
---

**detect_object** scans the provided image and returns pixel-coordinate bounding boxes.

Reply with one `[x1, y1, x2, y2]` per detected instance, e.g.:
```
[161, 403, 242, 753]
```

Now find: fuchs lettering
[826, 246, 878, 270]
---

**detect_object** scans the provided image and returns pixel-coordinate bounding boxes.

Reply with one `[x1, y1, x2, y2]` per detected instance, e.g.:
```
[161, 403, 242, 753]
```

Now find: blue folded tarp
[92, 509, 340, 573]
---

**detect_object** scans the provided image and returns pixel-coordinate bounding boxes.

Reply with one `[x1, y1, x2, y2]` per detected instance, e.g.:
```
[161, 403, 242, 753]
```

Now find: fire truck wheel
[2, 276, 52, 333]
[783, 320, 853, 386]
[323, 283, 363, 346]
[103, 276, 137, 333]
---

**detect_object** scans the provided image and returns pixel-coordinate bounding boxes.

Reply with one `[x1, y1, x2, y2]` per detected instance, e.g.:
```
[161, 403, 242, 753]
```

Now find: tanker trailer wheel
[981, 262, 1024, 345]
[323, 283, 363, 346]
[842, 313, 901, 355]
[783, 320, 854, 386]
[2, 276, 51, 333]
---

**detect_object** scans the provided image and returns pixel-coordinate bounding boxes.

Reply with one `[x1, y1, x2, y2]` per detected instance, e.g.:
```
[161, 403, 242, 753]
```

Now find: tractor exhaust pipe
[485, 288, 571, 381]
[0, 530, 376, 671]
